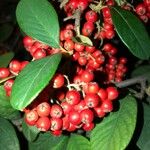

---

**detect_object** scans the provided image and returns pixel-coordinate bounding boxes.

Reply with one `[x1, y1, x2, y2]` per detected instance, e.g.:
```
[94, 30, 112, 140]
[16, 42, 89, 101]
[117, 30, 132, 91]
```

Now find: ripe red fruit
[50, 118, 63, 131]
[81, 70, 94, 83]
[64, 39, 74, 51]
[80, 109, 94, 124]
[85, 10, 98, 23]
[101, 99, 113, 112]
[63, 29, 74, 40]
[9, 60, 21, 73]
[23, 36, 34, 47]
[74, 100, 87, 112]
[51, 130, 62, 136]
[20, 61, 29, 70]
[61, 101, 73, 115]
[85, 46, 95, 53]
[33, 48, 46, 59]
[36, 102, 51, 117]
[25, 110, 39, 126]
[107, 87, 119, 100]
[36, 117, 51, 131]
[135, 3, 147, 16]
[78, 56, 87, 66]
[62, 116, 70, 130]
[84, 93, 100, 108]
[78, 0, 88, 11]
[74, 43, 85, 52]
[52, 73, 65, 88]
[82, 22, 94, 36]
[0, 68, 10, 78]
[85, 82, 99, 94]
[50, 104, 63, 118]
[4, 79, 14, 91]
[66, 90, 81, 105]
[68, 110, 81, 125]
[67, 123, 76, 132]
[102, 7, 111, 18]
[83, 122, 94, 131]
[94, 106, 106, 118]
[98, 88, 108, 100]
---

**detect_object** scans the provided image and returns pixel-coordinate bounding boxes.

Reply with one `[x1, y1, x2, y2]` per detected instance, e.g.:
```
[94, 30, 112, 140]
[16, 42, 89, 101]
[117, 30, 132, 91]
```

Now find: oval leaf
[29, 133, 68, 150]
[137, 103, 150, 149]
[16, 0, 60, 48]
[0, 52, 14, 68]
[22, 119, 40, 142]
[111, 7, 150, 60]
[66, 134, 91, 150]
[0, 117, 20, 150]
[10, 54, 61, 110]
[0, 86, 20, 119]
[91, 95, 137, 150]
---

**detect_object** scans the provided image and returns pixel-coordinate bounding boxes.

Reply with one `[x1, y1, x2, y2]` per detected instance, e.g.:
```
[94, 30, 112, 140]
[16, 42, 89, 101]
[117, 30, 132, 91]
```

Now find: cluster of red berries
[0, 60, 29, 96]
[24, 69, 119, 136]
[135, 0, 150, 23]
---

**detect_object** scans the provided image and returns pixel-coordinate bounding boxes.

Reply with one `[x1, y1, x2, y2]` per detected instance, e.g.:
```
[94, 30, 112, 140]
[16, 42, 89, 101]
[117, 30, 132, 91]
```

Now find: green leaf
[137, 103, 150, 149]
[10, 54, 61, 110]
[90, 95, 137, 150]
[0, 24, 14, 42]
[72, 35, 93, 46]
[16, 0, 60, 48]
[66, 134, 91, 150]
[0, 52, 14, 68]
[110, 7, 150, 60]
[131, 65, 150, 82]
[0, 86, 20, 119]
[0, 117, 20, 150]
[28, 132, 68, 150]
[22, 119, 40, 142]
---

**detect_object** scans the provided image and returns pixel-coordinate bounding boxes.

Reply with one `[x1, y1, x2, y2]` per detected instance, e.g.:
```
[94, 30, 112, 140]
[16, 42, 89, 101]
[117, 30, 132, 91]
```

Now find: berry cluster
[24, 70, 119, 136]
[135, 0, 150, 23]
[1, 0, 148, 137]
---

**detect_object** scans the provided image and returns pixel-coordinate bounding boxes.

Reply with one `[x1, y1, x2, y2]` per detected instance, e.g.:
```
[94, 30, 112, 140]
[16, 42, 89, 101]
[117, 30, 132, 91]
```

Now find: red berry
[36, 117, 51, 131]
[64, 39, 74, 51]
[85, 82, 99, 94]
[101, 99, 113, 112]
[85, 10, 98, 23]
[66, 90, 81, 105]
[98, 88, 108, 100]
[84, 93, 100, 108]
[9, 60, 21, 73]
[83, 122, 94, 131]
[37, 102, 51, 117]
[20, 61, 29, 70]
[74, 43, 85, 52]
[51, 130, 62, 136]
[33, 48, 46, 60]
[52, 73, 65, 88]
[68, 110, 81, 125]
[135, 3, 147, 16]
[4, 79, 14, 91]
[94, 106, 106, 118]
[61, 101, 73, 115]
[81, 70, 94, 83]
[25, 110, 39, 126]
[51, 118, 63, 131]
[23, 36, 34, 47]
[0, 68, 10, 78]
[80, 109, 94, 124]
[50, 104, 63, 118]
[107, 86, 119, 100]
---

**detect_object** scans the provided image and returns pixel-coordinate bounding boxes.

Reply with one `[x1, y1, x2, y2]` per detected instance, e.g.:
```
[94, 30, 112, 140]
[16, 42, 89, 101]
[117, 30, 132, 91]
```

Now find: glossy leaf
[28, 133, 68, 150]
[91, 95, 137, 150]
[0, 117, 20, 150]
[137, 103, 150, 149]
[111, 7, 150, 60]
[16, 0, 60, 48]
[0, 86, 20, 119]
[131, 65, 150, 82]
[0, 52, 14, 68]
[10, 54, 61, 110]
[22, 119, 40, 142]
[66, 134, 91, 150]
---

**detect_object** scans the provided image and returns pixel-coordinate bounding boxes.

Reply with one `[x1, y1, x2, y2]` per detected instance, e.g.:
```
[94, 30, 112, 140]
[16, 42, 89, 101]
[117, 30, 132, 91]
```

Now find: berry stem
[0, 75, 16, 84]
